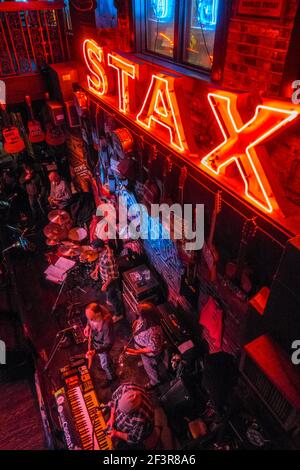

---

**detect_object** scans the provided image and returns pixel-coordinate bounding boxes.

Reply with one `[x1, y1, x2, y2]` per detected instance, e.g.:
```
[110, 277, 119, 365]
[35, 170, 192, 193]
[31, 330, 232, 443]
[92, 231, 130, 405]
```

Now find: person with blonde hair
[84, 302, 115, 387]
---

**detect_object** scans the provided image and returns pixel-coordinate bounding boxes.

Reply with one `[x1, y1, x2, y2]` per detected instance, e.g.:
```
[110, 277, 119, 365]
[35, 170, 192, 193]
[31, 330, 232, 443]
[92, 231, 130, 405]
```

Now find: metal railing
[0, 1, 70, 77]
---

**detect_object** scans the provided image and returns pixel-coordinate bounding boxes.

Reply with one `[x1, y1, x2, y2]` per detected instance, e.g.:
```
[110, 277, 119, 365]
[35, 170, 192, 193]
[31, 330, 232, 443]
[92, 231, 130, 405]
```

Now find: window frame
[133, 0, 232, 80]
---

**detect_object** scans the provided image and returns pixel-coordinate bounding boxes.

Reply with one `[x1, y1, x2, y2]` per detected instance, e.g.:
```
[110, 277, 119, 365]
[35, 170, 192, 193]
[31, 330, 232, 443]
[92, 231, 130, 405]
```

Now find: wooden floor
[0, 379, 46, 450]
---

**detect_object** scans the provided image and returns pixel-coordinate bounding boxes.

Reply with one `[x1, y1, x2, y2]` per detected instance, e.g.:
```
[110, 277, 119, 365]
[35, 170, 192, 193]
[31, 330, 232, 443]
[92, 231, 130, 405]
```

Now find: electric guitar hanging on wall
[0, 103, 25, 154]
[176, 166, 191, 263]
[142, 144, 160, 212]
[225, 217, 258, 295]
[202, 190, 222, 282]
[160, 154, 173, 205]
[25, 95, 45, 144]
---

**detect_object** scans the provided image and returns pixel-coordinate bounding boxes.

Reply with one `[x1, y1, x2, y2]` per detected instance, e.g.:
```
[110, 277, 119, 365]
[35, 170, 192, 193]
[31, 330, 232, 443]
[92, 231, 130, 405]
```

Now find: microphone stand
[43, 326, 76, 372]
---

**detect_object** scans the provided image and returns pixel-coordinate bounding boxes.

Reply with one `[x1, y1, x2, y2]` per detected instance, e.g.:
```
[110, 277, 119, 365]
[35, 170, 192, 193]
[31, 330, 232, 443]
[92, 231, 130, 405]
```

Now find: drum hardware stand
[51, 276, 67, 315]
[50, 265, 77, 315]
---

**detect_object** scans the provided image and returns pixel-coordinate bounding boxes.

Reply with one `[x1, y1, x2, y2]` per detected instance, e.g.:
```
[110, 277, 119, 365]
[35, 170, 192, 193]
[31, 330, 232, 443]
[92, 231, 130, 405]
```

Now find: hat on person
[118, 390, 142, 414]
[91, 239, 105, 250]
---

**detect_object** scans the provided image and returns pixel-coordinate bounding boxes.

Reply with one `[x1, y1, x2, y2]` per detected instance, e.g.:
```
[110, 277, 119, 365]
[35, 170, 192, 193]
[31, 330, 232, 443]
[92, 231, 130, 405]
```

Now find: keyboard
[55, 364, 113, 450]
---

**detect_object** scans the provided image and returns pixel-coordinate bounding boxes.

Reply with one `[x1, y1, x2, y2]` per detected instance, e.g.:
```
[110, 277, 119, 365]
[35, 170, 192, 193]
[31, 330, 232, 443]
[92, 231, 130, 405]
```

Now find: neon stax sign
[83, 39, 299, 214]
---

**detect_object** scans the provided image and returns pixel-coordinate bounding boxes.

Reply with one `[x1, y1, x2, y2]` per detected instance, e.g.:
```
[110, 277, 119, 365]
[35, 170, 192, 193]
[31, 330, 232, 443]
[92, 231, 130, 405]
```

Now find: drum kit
[43, 210, 99, 282]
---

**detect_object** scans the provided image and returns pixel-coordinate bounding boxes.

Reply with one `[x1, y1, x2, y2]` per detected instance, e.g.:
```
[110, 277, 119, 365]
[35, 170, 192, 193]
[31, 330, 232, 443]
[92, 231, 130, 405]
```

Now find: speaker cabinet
[264, 236, 300, 351]
[48, 62, 79, 102]
[47, 101, 65, 126]
[274, 236, 300, 297]
[264, 280, 300, 351]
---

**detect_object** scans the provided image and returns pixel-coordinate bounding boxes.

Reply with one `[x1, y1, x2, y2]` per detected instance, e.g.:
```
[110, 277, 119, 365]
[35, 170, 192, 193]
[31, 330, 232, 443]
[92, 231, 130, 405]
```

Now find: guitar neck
[207, 210, 217, 249]
[236, 241, 248, 280]
[25, 96, 34, 121]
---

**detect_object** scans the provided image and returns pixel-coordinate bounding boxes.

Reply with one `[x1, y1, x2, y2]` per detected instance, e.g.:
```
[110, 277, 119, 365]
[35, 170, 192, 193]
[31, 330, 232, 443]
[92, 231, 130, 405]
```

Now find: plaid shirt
[98, 247, 119, 284]
[111, 383, 154, 444]
[134, 321, 165, 357]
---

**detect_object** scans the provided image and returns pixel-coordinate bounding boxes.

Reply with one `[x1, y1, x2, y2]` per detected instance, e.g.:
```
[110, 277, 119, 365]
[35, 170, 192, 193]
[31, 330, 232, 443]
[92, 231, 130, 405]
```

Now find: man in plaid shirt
[106, 383, 154, 448]
[91, 240, 124, 323]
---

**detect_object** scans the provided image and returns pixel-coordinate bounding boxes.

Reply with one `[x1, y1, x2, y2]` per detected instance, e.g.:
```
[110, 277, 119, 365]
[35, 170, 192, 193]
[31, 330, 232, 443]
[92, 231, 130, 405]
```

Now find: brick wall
[222, 0, 299, 97]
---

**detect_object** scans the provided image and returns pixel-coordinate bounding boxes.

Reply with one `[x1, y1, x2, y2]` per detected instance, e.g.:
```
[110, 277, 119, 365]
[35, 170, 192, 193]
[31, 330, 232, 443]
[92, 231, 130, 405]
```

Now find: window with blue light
[140, 0, 221, 71]
[146, 0, 176, 58]
[96, 0, 117, 29]
[184, 0, 219, 69]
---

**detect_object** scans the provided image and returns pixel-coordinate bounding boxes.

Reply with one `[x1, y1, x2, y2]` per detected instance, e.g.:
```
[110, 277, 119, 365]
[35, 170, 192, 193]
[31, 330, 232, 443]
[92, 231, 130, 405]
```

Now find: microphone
[0, 194, 18, 207]
[2, 241, 21, 253]
[55, 324, 78, 337]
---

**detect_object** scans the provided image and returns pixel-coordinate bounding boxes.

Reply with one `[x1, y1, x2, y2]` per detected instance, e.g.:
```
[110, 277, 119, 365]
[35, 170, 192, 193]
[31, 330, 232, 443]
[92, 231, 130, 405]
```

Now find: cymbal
[79, 246, 98, 263]
[43, 223, 68, 240]
[80, 245, 96, 252]
[57, 245, 81, 257]
[68, 227, 87, 242]
[48, 209, 71, 225]
[61, 240, 79, 248]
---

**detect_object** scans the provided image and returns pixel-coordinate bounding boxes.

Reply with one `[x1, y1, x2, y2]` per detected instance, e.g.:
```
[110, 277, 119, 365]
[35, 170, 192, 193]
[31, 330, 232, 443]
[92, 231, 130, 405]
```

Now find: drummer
[90, 239, 124, 323]
[48, 172, 72, 209]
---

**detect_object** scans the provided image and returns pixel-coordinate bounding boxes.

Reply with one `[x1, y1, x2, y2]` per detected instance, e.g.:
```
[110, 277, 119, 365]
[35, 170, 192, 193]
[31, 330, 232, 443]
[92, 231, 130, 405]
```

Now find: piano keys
[55, 364, 113, 450]
[55, 388, 82, 450]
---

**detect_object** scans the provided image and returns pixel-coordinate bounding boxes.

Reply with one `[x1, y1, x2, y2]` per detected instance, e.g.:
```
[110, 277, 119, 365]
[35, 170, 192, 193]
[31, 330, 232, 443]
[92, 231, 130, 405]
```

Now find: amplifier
[157, 302, 195, 353]
[64, 100, 80, 128]
[160, 377, 194, 411]
[240, 335, 300, 433]
[122, 281, 160, 324]
[274, 236, 300, 297]
[47, 101, 65, 126]
[122, 264, 161, 302]
[48, 62, 79, 102]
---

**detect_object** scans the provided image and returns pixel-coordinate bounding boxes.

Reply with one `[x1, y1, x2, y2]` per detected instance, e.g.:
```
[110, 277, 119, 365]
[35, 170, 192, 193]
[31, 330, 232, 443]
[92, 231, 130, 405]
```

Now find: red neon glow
[107, 53, 136, 114]
[201, 92, 299, 213]
[83, 39, 108, 97]
[136, 74, 187, 152]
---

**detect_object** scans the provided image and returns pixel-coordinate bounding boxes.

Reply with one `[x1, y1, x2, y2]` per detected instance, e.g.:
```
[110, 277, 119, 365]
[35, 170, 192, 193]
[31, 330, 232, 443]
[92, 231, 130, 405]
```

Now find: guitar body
[3, 126, 25, 153]
[240, 267, 253, 294]
[202, 241, 219, 282]
[25, 95, 45, 143]
[225, 260, 238, 280]
[87, 328, 95, 369]
[203, 191, 222, 283]
[225, 218, 257, 295]
[225, 260, 253, 294]
[45, 123, 66, 146]
[28, 120, 45, 143]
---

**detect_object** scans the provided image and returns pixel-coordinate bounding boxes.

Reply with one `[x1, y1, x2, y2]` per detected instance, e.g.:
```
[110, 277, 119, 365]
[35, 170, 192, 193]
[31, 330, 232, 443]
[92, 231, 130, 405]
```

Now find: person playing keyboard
[105, 383, 154, 449]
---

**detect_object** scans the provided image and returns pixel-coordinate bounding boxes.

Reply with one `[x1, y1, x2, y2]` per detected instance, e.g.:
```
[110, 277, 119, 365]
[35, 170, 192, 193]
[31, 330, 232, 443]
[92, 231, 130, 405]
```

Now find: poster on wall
[237, 0, 286, 18]
[66, 132, 92, 192]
